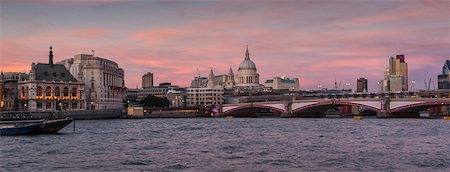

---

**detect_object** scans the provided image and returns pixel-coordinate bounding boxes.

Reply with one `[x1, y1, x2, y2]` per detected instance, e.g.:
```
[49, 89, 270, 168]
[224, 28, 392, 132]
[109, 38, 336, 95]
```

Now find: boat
[353, 116, 363, 120]
[32, 118, 73, 134]
[0, 118, 73, 134]
[0, 123, 41, 136]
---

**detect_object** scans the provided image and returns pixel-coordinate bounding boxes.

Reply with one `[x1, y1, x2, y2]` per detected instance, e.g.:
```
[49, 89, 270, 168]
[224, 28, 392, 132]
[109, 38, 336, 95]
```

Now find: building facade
[438, 60, 450, 89]
[236, 46, 260, 88]
[19, 47, 86, 111]
[382, 55, 408, 92]
[356, 78, 368, 93]
[142, 72, 154, 88]
[186, 87, 224, 107]
[264, 76, 299, 91]
[0, 72, 29, 111]
[166, 87, 187, 107]
[58, 53, 125, 110]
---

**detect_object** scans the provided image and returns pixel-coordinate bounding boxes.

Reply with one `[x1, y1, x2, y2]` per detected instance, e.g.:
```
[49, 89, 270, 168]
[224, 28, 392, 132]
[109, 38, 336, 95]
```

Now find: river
[1, 118, 450, 171]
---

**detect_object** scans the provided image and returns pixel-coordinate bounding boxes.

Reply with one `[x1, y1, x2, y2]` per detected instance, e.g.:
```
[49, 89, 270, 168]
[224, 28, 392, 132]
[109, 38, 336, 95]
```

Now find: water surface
[1, 118, 450, 171]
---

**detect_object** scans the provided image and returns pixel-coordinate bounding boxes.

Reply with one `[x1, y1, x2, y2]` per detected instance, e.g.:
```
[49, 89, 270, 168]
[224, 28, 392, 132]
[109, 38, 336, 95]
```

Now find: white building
[58, 53, 125, 110]
[236, 46, 261, 88]
[264, 76, 299, 91]
[186, 87, 224, 107]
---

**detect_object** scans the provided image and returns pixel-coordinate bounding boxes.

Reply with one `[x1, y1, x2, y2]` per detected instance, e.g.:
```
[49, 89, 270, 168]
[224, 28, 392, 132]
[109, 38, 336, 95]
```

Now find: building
[438, 60, 450, 89]
[190, 76, 208, 88]
[135, 87, 168, 100]
[236, 46, 261, 88]
[382, 55, 408, 92]
[126, 89, 139, 101]
[19, 47, 86, 111]
[58, 53, 125, 110]
[166, 87, 187, 107]
[186, 87, 224, 107]
[185, 68, 226, 107]
[356, 78, 368, 93]
[0, 72, 29, 111]
[142, 72, 154, 88]
[264, 76, 299, 91]
[190, 67, 235, 89]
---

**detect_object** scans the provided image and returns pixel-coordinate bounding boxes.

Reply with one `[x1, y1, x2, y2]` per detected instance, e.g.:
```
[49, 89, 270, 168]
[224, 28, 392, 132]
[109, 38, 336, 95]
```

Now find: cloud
[1, 1, 449, 91]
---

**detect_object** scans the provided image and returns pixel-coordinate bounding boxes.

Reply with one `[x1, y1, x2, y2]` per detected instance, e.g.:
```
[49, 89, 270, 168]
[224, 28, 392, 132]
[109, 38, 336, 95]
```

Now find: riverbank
[0, 109, 124, 120]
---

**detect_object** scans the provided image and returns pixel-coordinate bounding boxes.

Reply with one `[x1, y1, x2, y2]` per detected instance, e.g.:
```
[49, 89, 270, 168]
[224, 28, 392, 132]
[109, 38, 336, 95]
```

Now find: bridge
[220, 98, 450, 118]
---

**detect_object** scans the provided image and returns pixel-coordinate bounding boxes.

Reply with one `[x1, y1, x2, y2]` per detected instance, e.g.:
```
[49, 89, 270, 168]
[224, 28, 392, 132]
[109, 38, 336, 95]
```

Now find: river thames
[1, 118, 450, 171]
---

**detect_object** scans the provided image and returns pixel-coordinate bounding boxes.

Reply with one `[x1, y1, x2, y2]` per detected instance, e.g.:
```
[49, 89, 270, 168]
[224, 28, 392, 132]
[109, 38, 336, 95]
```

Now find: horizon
[1, 0, 449, 91]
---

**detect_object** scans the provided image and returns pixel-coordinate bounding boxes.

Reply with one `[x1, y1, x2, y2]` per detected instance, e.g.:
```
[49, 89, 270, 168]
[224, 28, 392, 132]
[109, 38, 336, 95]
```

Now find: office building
[142, 72, 154, 88]
[356, 78, 368, 93]
[58, 53, 125, 110]
[264, 76, 299, 91]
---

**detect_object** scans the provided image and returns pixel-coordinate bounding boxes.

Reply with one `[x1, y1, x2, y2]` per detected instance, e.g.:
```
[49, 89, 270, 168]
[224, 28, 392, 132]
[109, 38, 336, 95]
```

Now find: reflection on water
[1, 118, 450, 171]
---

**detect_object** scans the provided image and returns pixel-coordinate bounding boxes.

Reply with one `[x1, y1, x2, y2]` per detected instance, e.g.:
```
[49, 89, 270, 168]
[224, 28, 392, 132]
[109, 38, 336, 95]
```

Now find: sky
[1, 0, 449, 91]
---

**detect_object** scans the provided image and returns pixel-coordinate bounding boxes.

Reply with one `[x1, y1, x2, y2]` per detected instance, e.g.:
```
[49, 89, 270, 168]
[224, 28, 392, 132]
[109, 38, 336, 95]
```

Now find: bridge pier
[377, 112, 420, 118]
[280, 112, 293, 118]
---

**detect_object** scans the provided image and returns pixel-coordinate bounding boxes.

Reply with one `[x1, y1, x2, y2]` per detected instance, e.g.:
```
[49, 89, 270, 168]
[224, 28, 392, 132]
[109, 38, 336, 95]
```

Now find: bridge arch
[390, 101, 450, 113]
[292, 100, 381, 114]
[222, 104, 285, 117]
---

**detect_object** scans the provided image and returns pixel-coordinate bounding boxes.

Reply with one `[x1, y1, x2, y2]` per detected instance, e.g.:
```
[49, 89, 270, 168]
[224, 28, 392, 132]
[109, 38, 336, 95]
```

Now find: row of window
[36, 102, 78, 109]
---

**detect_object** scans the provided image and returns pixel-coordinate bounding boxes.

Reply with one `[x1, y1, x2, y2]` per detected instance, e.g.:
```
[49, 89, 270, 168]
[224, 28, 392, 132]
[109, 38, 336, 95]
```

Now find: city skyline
[1, 1, 449, 91]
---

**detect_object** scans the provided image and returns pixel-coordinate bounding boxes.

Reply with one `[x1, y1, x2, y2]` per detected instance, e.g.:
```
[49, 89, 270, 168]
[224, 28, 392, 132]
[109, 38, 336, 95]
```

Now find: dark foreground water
[1, 118, 450, 171]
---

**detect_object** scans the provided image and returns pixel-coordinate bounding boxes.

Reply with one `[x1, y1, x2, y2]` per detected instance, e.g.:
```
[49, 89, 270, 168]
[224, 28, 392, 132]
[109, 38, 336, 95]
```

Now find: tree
[140, 95, 170, 108]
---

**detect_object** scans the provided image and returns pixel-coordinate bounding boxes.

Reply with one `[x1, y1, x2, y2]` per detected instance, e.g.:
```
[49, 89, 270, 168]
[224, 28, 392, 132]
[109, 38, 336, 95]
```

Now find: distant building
[142, 72, 154, 88]
[356, 78, 368, 93]
[58, 53, 125, 110]
[190, 76, 208, 88]
[126, 89, 139, 101]
[136, 87, 168, 100]
[0, 72, 29, 111]
[186, 87, 224, 107]
[438, 60, 450, 89]
[20, 47, 86, 111]
[191, 67, 235, 90]
[166, 87, 187, 107]
[382, 55, 408, 92]
[264, 76, 299, 91]
[236, 46, 261, 88]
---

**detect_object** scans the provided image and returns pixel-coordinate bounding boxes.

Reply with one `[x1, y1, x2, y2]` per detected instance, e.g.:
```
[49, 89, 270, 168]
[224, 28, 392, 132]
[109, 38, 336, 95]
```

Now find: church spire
[208, 68, 215, 81]
[228, 66, 233, 75]
[245, 45, 250, 60]
[49, 46, 54, 65]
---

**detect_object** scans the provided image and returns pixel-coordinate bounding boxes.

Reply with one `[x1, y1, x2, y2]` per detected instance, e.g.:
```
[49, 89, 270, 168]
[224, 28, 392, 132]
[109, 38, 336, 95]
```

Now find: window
[46, 102, 51, 109]
[71, 102, 77, 109]
[63, 87, 69, 97]
[36, 86, 43, 97]
[72, 87, 77, 97]
[45, 86, 52, 97]
[54, 87, 61, 97]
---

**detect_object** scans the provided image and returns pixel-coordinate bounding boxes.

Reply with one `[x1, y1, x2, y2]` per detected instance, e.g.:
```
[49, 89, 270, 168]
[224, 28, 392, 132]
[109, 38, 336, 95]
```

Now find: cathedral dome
[238, 46, 257, 70]
[239, 59, 257, 70]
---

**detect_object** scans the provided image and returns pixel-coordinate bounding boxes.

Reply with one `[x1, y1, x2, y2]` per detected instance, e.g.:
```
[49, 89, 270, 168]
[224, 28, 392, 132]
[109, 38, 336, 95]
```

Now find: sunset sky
[1, 0, 449, 91]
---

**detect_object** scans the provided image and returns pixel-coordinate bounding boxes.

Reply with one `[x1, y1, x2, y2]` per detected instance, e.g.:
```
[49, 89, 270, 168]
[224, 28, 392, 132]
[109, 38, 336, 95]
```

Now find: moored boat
[0, 118, 73, 134]
[0, 123, 41, 136]
[32, 118, 73, 134]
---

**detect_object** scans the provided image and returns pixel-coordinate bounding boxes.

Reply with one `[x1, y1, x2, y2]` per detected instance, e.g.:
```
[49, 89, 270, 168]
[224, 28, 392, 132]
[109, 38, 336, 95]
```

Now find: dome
[239, 59, 257, 70]
[238, 46, 257, 70]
